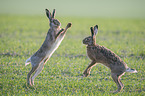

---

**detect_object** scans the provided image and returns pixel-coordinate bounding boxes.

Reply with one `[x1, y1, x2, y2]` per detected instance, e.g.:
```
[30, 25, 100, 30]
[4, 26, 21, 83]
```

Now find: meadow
[0, 14, 145, 96]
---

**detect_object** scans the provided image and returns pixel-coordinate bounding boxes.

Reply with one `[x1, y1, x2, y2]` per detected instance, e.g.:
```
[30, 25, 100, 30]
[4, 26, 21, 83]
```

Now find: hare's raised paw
[67, 23, 72, 28]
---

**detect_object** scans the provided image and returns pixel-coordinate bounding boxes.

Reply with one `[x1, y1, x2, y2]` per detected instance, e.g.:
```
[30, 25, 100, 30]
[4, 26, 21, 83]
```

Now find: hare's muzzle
[82, 39, 87, 45]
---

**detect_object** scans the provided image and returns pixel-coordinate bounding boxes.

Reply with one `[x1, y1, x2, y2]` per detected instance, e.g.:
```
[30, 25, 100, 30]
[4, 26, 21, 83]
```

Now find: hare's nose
[83, 40, 86, 44]
[82, 40, 84, 44]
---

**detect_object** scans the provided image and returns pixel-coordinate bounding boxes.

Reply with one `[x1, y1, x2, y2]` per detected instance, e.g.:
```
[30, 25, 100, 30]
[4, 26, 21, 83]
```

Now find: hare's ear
[45, 9, 52, 20]
[90, 27, 94, 37]
[94, 25, 98, 35]
[52, 9, 56, 18]
[90, 26, 96, 44]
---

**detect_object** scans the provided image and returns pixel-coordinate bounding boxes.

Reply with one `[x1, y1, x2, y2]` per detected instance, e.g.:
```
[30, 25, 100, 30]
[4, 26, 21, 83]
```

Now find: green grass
[0, 15, 145, 96]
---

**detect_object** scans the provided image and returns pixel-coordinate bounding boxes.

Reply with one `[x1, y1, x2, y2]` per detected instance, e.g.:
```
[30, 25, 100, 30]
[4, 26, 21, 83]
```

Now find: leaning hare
[83, 25, 137, 93]
[25, 9, 72, 86]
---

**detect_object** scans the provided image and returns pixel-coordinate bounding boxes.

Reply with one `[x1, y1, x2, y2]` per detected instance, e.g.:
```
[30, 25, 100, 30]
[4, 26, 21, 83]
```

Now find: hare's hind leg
[111, 72, 124, 93]
[27, 64, 39, 86]
[31, 62, 44, 85]
[83, 61, 96, 77]
[119, 78, 124, 88]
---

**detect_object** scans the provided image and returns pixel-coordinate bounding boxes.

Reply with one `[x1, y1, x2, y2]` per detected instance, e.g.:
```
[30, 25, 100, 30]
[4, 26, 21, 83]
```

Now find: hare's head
[45, 9, 61, 28]
[83, 25, 98, 45]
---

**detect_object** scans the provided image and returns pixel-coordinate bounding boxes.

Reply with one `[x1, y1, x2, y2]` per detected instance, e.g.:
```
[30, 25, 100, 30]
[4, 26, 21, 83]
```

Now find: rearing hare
[83, 25, 137, 93]
[25, 9, 72, 86]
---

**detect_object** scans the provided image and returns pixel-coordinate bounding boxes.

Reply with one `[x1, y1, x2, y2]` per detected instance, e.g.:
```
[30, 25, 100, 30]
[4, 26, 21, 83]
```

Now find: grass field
[0, 15, 145, 95]
[0, 0, 145, 96]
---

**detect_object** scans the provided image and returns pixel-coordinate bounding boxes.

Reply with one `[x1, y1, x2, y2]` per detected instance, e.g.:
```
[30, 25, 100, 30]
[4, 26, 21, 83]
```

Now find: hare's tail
[25, 57, 31, 66]
[126, 68, 137, 73]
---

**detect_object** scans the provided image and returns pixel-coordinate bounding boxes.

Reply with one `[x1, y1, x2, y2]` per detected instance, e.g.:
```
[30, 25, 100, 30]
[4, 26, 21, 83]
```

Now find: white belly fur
[45, 37, 64, 60]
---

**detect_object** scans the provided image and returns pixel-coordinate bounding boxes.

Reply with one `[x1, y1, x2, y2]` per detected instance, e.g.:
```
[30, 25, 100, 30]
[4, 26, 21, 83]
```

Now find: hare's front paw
[67, 23, 72, 28]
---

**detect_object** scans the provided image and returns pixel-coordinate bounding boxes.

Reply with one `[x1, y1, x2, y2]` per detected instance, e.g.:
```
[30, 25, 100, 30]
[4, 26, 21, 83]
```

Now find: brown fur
[25, 9, 72, 86]
[83, 25, 137, 93]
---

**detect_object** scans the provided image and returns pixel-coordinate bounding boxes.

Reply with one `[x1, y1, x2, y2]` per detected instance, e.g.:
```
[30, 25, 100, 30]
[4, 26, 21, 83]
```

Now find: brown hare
[25, 9, 72, 86]
[83, 25, 137, 93]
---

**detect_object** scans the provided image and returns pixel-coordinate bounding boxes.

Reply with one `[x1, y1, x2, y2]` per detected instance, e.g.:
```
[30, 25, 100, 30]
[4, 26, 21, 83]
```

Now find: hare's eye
[53, 20, 59, 25]
[86, 38, 89, 40]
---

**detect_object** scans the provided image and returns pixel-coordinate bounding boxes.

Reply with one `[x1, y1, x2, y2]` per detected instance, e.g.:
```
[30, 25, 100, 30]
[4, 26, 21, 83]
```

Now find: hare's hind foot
[27, 73, 33, 86]
[111, 72, 124, 93]
[27, 77, 33, 86]
[111, 90, 121, 94]
[27, 64, 39, 86]
[111, 86, 124, 93]
[27, 82, 32, 87]
[31, 63, 44, 85]
[110, 84, 123, 93]
[31, 78, 35, 85]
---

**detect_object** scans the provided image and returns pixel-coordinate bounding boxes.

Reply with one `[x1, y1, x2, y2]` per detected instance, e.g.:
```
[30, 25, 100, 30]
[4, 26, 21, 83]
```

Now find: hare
[25, 9, 72, 86]
[82, 25, 137, 93]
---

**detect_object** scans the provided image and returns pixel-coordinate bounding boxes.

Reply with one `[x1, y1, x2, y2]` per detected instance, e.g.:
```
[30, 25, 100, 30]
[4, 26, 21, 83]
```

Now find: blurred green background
[0, 0, 145, 95]
[0, 0, 145, 18]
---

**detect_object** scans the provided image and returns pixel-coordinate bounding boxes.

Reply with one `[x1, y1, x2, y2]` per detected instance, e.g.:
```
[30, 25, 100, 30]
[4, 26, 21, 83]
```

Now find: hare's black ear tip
[90, 27, 93, 30]
[53, 9, 56, 13]
[95, 25, 98, 29]
[45, 9, 48, 11]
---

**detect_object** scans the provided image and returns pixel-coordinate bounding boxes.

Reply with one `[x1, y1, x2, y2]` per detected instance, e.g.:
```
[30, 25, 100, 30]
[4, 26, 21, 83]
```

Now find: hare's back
[99, 45, 122, 63]
[87, 45, 121, 63]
